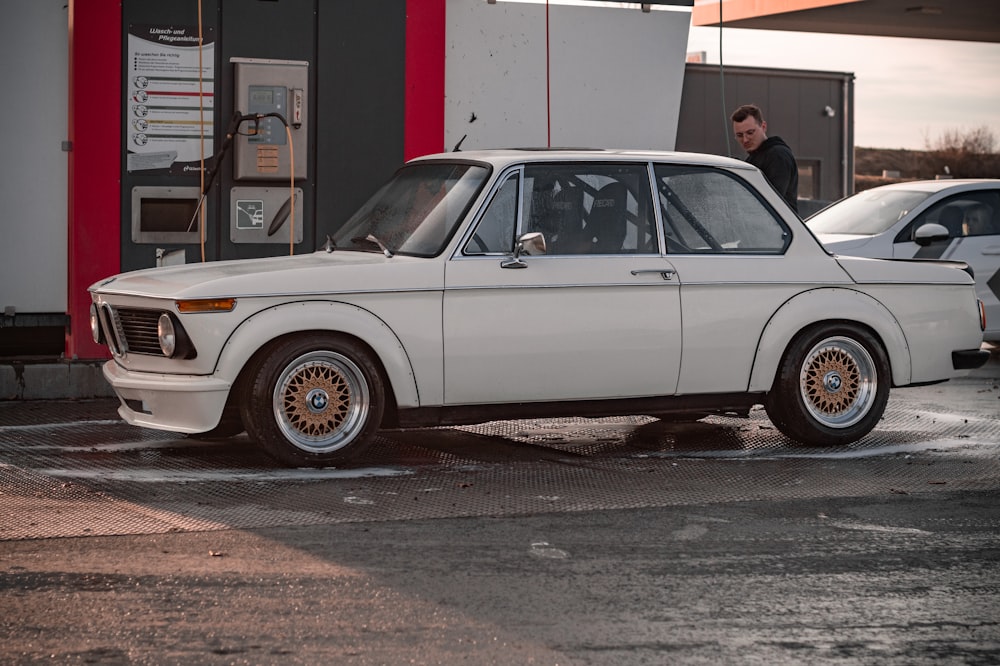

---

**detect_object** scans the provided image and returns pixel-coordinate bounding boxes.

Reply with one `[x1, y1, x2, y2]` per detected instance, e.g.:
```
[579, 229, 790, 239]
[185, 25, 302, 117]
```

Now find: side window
[903, 192, 1000, 241]
[905, 199, 969, 240]
[464, 172, 519, 254]
[653, 164, 789, 254]
[521, 163, 656, 255]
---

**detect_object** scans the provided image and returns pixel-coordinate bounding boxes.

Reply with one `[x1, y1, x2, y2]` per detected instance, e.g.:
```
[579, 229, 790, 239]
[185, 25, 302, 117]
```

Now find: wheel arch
[748, 288, 911, 392]
[215, 301, 419, 413]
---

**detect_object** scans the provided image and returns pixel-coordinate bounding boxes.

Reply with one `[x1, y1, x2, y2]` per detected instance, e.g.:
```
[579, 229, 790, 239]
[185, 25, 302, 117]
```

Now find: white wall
[0, 0, 68, 314]
[445, 0, 691, 151]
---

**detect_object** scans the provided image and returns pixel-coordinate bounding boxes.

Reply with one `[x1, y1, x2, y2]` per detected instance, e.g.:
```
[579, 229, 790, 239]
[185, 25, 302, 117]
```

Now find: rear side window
[653, 164, 790, 254]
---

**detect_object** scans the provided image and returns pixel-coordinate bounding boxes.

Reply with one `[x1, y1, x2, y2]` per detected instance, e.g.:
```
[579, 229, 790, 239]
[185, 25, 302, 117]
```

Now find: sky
[685, 26, 1000, 150]
[518, 1, 999, 150]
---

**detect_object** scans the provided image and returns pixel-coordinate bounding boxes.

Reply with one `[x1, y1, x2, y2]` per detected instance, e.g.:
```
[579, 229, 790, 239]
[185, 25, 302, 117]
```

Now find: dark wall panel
[120, 0, 407, 267]
[120, 0, 221, 271]
[315, 1, 407, 241]
[220, 0, 318, 260]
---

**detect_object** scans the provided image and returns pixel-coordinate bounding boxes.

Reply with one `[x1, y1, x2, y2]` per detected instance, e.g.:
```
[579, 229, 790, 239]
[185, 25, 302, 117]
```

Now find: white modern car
[807, 179, 1000, 342]
[90, 150, 989, 466]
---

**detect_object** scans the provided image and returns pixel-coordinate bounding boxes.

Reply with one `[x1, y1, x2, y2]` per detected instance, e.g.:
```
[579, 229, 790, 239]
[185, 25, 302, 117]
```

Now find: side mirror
[501, 232, 547, 269]
[913, 222, 950, 247]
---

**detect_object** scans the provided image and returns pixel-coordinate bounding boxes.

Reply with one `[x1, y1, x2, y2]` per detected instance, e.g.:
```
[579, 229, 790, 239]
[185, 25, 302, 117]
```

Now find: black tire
[764, 323, 890, 446]
[241, 334, 385, 467]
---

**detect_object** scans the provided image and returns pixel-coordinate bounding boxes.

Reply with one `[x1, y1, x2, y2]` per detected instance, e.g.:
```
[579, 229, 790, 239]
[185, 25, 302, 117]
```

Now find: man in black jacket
[731, 104, 799, 213]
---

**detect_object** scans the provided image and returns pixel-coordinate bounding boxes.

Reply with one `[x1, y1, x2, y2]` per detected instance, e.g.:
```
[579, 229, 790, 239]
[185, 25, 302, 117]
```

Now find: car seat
[585, 182, 628, 253]
[548, 185, 585, 253]
[937, 204, 964, 237]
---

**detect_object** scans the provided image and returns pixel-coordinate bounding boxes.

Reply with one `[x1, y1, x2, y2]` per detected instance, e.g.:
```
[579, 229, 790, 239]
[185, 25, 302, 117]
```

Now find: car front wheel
[241, 334, 385, 466]
[765, 324, 889, 446]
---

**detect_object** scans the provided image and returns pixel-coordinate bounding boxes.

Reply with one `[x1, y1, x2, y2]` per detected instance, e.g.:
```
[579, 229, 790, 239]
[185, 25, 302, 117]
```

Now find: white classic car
[90, 149, 989, 466]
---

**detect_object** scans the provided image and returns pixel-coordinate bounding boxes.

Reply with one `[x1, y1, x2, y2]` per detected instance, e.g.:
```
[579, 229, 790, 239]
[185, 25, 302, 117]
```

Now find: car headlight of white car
[157, 313, 178, 357]
[89, 302, 105, 346]
[149, 310, 198, 359]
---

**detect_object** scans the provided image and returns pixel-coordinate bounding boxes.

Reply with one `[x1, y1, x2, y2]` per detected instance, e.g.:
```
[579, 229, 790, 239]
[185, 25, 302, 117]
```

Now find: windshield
[807, 189, 932, 236]
[333, 162, 490, 257]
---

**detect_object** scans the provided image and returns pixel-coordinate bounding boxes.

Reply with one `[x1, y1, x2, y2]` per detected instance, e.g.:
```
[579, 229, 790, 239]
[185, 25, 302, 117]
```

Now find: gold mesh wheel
[798, 336, 877, 429]
[272, 350, 370, 454]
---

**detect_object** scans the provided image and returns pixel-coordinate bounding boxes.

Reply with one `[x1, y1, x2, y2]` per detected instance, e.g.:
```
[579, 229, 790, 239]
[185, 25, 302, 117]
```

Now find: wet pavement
[2, 349, 998, 542]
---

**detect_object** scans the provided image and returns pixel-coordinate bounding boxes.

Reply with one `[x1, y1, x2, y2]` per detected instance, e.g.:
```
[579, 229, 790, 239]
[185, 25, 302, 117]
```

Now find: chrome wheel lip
[799, 336, 877, 429]
[273, 350, 370, 454]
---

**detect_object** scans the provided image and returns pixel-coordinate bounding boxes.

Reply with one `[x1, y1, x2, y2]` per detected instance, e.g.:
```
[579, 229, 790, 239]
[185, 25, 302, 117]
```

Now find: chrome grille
[98, 303, 122, 355]
[111, 308, 164, 356]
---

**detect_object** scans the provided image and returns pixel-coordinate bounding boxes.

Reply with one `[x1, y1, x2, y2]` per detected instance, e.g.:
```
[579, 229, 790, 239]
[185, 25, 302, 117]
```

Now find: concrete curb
[0, 361, 115, 401]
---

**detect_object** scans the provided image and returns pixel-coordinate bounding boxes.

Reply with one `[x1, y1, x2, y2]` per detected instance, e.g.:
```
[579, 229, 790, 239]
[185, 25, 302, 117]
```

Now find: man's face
[965, 207, 990, 233]
[733, 117, 767, 153]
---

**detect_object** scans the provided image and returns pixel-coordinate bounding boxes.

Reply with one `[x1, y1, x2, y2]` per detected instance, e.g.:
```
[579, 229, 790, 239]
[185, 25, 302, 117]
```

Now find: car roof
[855, 178, 1000, 194]
[408, 148, 754, 171]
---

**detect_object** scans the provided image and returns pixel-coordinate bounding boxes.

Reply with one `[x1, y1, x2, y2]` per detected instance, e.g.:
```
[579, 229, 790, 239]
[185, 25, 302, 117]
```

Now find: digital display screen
[250, 88, 274, 106]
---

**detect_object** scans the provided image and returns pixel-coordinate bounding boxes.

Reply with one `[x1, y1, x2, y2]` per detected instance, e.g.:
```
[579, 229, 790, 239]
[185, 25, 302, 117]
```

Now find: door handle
[630, 268, 675, 281]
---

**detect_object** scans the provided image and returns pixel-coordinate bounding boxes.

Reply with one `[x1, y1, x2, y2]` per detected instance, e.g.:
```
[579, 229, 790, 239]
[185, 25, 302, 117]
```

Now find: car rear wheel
[765, 324, 889, 446]
[241, 334, 385, 466]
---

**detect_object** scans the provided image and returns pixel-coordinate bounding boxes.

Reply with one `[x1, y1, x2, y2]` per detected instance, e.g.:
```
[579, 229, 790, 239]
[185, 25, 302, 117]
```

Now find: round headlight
[90, 303, 103, 344]
[158, 313, 177, 357]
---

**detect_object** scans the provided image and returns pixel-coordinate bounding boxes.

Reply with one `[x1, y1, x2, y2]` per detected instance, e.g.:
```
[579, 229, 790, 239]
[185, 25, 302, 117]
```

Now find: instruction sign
[126, 24, 215, 174]
[235, 200, 265, 230]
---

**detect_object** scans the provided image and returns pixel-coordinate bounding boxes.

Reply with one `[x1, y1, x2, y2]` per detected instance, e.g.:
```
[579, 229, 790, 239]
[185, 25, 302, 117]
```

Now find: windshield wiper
[350, 234, 394, 258]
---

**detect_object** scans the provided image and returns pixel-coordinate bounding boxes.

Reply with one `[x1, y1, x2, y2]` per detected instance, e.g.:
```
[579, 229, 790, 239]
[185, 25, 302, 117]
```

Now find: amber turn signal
[175, 298, 237, 313]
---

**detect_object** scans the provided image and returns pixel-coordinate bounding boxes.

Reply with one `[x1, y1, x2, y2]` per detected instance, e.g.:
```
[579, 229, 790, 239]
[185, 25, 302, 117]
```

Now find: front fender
[214, 300, 420, 408]
[748, 288, 911, 392]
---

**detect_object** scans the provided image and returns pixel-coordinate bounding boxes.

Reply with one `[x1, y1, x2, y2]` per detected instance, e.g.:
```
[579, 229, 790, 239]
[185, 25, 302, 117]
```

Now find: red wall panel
[405, 0, 446, 160]
[67, 0, 120, 360]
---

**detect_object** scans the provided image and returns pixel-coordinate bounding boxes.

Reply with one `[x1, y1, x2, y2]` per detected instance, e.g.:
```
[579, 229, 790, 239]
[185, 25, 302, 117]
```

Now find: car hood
[812, 233, 874, 253]
[89, 251, 436, 299]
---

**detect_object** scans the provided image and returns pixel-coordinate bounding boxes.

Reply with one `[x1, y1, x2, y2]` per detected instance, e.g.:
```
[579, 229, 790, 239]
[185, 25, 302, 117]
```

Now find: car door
[892, 190, 1000, 339]
[442, 162, 681, 405]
